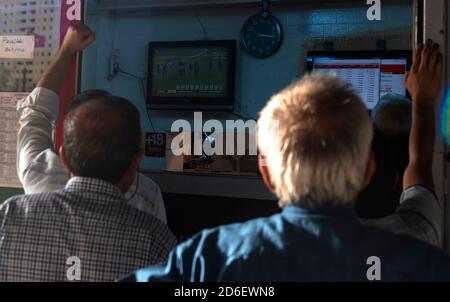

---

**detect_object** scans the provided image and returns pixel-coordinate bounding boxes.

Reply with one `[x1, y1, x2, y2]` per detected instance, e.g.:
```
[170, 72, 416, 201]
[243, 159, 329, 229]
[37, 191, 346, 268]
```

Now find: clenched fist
[61, 22, 96, 54]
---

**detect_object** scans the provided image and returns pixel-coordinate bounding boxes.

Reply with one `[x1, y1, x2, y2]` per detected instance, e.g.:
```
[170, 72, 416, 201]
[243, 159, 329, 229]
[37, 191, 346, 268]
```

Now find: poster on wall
[0, 92, 28, 188]
[0, 0, 81, 188]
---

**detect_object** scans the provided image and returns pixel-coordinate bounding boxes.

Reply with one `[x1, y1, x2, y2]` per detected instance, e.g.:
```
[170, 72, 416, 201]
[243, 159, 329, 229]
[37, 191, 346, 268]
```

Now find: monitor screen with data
[306, 51, 411, 110]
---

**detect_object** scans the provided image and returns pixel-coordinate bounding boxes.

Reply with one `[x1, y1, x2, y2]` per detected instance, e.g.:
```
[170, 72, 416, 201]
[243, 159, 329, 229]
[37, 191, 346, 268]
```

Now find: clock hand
[260, 36, 266, 47]
[258, 34, 276, 38]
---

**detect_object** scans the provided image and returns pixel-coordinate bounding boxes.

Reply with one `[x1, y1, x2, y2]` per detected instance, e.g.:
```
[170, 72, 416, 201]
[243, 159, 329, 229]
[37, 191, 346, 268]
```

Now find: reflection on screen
[311, 57, 408, 110]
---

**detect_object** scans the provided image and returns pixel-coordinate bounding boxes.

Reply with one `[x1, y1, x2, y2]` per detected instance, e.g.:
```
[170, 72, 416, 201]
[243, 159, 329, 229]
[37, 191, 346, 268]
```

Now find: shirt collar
[282, 204, 358, 219]
[65, 177, 125, 201]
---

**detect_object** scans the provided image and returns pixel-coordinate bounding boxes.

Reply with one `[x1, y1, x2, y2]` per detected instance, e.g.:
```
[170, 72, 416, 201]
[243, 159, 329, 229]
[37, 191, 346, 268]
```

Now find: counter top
[144, 170, 276, 201]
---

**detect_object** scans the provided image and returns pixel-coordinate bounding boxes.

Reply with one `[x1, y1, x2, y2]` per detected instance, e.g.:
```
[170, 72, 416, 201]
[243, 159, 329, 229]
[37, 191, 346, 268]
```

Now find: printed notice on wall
[0, 36, 35, 60]
[0, 93, 28, 188]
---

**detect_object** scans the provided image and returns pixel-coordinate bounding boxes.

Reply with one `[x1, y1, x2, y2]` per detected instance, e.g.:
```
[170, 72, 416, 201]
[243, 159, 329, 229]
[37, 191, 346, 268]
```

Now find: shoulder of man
[399, 235, 450, 281]
[115, 202, 177, 248]
[126, 173, 167, 222]
[0, 191, 60, 220]
[358, 217, 450, 281]
[134, 173, 161, 199]
[175, 214, 280, 261]
[360, 185, 442, 246]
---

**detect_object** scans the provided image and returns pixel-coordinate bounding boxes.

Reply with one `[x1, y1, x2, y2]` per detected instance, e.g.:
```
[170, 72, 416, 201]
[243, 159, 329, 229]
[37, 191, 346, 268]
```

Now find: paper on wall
[0, 92, 28, 188]
[0, 36, 35, 60]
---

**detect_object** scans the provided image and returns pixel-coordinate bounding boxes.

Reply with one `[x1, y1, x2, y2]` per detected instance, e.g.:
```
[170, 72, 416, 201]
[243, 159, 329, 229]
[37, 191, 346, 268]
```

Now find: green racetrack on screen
[151, 47, 229, 99]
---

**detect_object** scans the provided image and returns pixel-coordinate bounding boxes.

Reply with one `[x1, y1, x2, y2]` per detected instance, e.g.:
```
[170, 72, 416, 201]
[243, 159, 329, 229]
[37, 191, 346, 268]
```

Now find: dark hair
[69, 89, 111, 113]
[63, 96, 141, 183]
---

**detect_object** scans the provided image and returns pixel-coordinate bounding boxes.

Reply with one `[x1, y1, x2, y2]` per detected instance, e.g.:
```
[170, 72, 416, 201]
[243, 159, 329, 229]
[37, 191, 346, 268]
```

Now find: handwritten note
[0, 35, 35, 60]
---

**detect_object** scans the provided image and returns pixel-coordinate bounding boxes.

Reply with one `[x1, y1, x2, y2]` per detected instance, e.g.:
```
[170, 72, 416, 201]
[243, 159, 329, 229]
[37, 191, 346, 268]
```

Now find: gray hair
[257, 73, 373, 208]
[371, 93, 412, 137]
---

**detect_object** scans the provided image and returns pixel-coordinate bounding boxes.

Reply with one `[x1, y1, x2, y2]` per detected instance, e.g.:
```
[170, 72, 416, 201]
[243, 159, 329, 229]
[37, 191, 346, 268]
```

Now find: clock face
[241, 14, 283, 59]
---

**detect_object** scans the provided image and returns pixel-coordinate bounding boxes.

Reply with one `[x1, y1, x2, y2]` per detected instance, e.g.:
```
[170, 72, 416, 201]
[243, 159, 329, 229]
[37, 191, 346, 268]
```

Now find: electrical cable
[195, 11, 210, 40]
[116, 68, 156, 133]
[116, 69, 254, 128]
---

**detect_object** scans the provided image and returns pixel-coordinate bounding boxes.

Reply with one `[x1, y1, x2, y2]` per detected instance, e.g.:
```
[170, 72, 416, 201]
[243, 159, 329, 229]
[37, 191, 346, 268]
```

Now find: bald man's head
[63, 96, 141, 183]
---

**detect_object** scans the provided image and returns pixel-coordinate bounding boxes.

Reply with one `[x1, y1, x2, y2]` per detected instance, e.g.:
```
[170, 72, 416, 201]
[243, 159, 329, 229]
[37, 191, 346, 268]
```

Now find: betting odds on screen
[307, 52, 410, 110]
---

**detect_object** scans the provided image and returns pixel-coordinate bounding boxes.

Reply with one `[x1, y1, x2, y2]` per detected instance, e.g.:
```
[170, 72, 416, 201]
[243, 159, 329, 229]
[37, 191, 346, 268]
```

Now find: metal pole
[421, 0, 448, 252]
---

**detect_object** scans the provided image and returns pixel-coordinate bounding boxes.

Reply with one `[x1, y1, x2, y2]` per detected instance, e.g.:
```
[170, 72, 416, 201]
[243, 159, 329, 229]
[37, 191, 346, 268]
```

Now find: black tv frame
[147, 40, 236, 111]
[305, 50, 413, 101]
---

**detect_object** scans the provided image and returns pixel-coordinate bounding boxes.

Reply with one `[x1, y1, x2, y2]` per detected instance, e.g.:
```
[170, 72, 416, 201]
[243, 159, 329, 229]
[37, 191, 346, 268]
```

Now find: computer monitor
[306, 51, 412, 110]
[147, 40, 236, 111]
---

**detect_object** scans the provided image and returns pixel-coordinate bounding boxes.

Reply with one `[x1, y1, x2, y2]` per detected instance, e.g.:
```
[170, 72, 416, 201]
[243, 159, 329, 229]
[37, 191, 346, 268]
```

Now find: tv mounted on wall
[147, 40, 236, 111]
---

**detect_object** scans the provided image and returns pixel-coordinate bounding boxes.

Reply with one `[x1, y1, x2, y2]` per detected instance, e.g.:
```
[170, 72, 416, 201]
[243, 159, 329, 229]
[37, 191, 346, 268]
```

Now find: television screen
[306, 51, 411, 110]
[147, 40, 236, 110]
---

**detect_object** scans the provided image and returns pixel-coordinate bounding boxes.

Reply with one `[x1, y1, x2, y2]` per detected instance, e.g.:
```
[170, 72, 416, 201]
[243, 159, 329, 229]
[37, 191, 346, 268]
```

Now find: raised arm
[37, 23, 95, 93]
[17, 23, 95, 193]
[403, 40, 443, 192]
[358, 41, 444, 247]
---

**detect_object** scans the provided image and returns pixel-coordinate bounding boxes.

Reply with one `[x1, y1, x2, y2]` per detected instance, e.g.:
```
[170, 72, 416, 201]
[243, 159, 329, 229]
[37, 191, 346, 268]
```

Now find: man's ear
[258, 154, 275, 192]
[362, 151, 376, 190]
[131, 149, 144, 171]
[122, 149, 143, 179]
[59, 145, 73, 174]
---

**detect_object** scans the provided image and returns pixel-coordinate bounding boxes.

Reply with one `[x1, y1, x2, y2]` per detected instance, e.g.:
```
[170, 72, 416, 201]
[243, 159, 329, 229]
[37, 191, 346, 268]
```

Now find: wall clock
[241, 0, 283, 59]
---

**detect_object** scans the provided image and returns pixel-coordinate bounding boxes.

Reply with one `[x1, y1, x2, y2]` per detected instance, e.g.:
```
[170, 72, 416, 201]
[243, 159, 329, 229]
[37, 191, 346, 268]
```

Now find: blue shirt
[130, 203, 450, 282]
